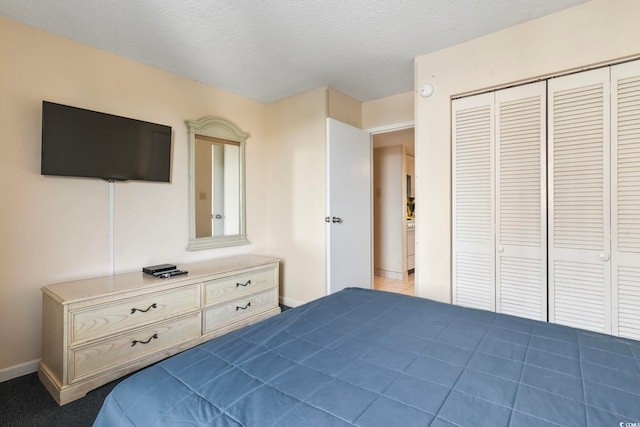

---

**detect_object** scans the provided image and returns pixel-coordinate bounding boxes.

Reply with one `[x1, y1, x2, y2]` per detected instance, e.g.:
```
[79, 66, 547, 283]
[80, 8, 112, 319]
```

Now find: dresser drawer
[203, 266, 276, 306]
[69, 312, 201, 383]
[203, 288, 277, 333]
[70, 285, 200, 344]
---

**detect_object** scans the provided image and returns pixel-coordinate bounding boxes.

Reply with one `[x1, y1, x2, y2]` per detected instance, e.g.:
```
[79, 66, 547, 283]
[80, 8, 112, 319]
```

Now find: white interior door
[611, 60, 640, 340]
[548, 67, 611, 334]
[326, 118, 372, 294]
[453, 85, 547, 319]
[495, 82, 547, 321]
[452, 93, 496, 311]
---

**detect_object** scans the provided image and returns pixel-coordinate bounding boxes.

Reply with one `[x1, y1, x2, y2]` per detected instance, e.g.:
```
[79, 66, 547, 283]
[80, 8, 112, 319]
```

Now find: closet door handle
[497, 246, 504, 253]
[599, 253, 610, 262]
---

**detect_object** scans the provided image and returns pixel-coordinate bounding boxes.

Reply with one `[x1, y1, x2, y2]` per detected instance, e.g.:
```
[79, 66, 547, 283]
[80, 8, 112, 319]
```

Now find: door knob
[325, 217, 331, 223]
[497, 246, 504, 253]
[331, 217, 342, 223]
[599, 253, 610, 262]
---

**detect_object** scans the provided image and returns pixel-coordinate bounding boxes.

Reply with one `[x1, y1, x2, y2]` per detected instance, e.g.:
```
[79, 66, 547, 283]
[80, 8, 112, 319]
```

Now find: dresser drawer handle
[236, 280, 252, 288]
[235, 302, 251, 311]
[130, 303, 157, 315]
[131, 333, 158, 347]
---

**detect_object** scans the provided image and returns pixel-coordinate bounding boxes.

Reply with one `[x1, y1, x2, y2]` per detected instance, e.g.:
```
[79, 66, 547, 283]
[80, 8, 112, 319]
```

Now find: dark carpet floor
[0, 372, 124, 427]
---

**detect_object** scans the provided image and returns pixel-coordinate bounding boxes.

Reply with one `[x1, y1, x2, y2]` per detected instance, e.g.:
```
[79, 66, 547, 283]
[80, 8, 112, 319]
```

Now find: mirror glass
[186, 116, 249, 250]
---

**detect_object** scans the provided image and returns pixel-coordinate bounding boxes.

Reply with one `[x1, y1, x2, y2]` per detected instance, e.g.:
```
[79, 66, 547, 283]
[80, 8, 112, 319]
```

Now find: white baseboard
[0, 359, 39, 383]
[279, 296, 304, 308]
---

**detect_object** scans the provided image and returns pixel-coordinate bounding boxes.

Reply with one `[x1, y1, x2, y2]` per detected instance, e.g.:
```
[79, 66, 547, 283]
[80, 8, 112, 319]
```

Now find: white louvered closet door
[611, 60, 640, 340]
[452, 93, 495, 311]
[548, 68, 611, 334]
[495, 83, 547, 321]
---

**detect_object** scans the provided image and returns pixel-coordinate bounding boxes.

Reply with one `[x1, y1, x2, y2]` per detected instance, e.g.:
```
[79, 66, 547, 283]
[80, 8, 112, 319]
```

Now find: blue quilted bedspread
[94, 288, 640, 426]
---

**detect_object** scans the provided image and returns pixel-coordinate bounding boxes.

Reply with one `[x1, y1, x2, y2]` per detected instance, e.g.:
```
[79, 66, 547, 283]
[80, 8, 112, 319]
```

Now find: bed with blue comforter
[94, 288, 640, 426]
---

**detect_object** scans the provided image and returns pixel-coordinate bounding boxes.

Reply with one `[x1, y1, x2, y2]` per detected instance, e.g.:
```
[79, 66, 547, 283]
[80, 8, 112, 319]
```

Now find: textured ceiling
[0, 0, 588, 103]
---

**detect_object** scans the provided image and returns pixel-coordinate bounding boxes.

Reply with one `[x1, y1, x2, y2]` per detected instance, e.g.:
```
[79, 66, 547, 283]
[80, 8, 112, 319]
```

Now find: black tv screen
[41, 101, 172, 182]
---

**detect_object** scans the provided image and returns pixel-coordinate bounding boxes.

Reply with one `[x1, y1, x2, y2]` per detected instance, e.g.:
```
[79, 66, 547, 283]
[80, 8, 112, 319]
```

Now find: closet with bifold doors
[452, 60, 640, 340]
[453, 82, 547, 322]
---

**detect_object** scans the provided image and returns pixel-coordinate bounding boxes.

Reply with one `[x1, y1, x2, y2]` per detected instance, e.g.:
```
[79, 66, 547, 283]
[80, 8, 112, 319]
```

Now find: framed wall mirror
[186, 116, 250, 250]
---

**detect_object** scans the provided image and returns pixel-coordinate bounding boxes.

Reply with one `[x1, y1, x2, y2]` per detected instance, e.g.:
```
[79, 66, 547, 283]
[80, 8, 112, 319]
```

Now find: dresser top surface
[42, 255, 279, 303]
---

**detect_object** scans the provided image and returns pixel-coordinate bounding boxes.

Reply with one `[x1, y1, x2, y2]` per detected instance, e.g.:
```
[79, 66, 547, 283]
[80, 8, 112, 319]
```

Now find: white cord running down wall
[108, 181, 115, 275]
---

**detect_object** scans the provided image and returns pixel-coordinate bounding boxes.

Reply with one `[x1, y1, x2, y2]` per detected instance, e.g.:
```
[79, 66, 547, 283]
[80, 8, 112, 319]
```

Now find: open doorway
[371, 127, 415, 296]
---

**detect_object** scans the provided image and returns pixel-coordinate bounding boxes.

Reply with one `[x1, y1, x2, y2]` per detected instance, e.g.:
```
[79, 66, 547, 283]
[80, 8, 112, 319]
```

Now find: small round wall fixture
[419, 83, 436, 98]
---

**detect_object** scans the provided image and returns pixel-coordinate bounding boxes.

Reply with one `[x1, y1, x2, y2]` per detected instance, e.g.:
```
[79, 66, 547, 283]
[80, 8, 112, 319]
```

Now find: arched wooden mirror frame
[185, 116, 250, 250]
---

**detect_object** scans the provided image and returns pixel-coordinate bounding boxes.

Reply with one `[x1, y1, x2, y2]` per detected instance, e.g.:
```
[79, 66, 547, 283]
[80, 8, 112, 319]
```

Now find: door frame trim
[366, 121, 415, 135]
[366, 120, 416, 294]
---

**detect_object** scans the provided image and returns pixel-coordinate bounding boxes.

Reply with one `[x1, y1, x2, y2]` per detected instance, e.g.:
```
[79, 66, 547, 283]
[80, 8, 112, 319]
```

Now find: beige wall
[0, 17, 269, 373]
[265, 88, 328, 306]
[327, 87, 362, 128]
[372, 127, 414, 155]
[362, 91, 414, 129]
[0, 15, 417, 377]
[265, 87, 414, 306]
[414, 0, 640, 303]
[373, 145, 406, 277]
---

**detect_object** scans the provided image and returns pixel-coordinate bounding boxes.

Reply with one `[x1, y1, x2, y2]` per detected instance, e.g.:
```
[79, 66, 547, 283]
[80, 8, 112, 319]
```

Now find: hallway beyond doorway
[373, 274, 414, 296]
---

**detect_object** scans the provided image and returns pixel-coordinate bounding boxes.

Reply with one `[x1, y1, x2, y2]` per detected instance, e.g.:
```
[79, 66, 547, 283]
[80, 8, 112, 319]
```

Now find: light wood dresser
[38, 255, 280, 405]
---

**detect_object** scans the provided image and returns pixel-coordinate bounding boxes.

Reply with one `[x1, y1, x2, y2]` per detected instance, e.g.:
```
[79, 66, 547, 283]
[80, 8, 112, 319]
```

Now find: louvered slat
[455, 253, 494, 309]
[452, 93, 495, 311]
[611, 61, 640, 340]
[617, 266, 640, 339]
[552, 83, 605, 251]
[498, 96, 542, 246]
[548, 68, 611, 334]
[553, 260, 606, 332]
[499, 257, 543, 320]
[495, 82, 547, 321]
[455, 107, 492, 244]
[616, 75, 640, 252]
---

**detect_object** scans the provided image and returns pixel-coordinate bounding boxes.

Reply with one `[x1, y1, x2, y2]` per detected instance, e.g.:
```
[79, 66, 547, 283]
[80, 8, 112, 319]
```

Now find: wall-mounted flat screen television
[41, 101, 172, 182]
